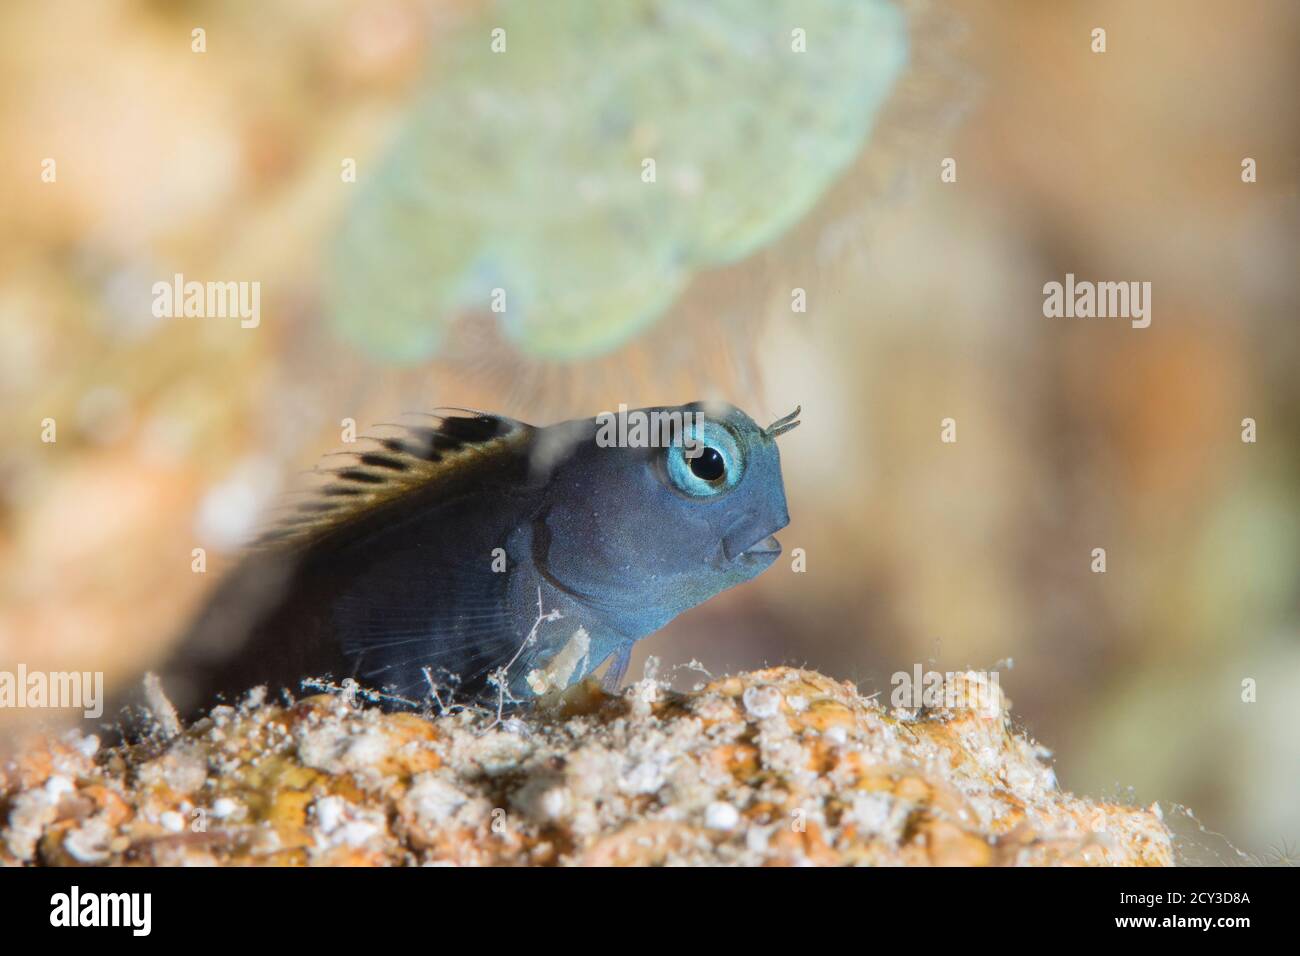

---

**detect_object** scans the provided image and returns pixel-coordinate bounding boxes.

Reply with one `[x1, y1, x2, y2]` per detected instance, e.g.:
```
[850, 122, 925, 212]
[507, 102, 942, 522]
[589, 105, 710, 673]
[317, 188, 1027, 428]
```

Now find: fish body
[160, 402, 794, 714]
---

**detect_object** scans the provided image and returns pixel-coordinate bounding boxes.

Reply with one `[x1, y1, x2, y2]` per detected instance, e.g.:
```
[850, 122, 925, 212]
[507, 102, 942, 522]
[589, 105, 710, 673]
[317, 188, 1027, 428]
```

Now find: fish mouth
[728, 533, 782, 565]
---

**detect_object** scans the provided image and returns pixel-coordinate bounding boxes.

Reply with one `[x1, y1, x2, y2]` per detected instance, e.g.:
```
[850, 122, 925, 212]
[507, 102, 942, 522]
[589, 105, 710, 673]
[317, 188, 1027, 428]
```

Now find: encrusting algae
[1, 667, 1172, 866]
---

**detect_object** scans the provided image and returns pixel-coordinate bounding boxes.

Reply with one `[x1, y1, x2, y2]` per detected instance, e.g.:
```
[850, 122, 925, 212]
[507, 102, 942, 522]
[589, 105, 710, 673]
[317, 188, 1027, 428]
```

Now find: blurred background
[1, 0, 1296, 862]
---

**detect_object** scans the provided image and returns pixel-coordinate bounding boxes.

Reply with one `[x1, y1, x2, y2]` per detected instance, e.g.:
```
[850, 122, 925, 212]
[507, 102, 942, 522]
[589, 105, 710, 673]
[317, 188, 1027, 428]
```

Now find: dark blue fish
[160, 401, 797, 714]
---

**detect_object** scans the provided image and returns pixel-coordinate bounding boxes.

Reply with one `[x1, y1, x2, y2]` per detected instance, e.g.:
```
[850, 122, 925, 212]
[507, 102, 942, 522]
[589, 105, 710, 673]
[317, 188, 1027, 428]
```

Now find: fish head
[661, 400, 792, 581]
[537, 401, 796, 628]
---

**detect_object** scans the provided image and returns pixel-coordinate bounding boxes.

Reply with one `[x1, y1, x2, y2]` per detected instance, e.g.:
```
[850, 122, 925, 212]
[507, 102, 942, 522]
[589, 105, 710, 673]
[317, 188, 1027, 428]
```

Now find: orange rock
[0, 668, 1174, 866]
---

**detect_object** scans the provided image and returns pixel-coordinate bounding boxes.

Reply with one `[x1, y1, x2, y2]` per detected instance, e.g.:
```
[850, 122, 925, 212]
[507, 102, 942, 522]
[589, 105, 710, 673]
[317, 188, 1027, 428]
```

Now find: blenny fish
[159, 401, 797, 715]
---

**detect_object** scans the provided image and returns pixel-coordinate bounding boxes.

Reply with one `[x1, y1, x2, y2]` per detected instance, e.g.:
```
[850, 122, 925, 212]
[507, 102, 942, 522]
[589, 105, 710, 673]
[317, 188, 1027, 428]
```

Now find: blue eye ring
[666, 420, 744, 497]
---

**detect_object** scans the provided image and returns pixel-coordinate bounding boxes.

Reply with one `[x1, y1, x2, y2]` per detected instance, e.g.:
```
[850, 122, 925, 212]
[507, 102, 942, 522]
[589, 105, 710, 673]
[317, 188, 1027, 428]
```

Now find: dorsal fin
[253, 409, 533, 550]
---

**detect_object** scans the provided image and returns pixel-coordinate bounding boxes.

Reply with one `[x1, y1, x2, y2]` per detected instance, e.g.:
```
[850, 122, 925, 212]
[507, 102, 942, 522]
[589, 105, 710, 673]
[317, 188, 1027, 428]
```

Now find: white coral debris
[0, 667, 1174, 867]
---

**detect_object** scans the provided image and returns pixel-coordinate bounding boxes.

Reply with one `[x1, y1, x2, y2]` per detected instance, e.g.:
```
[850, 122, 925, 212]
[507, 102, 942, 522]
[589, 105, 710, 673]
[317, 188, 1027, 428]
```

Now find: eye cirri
[666, 419, 745, 497]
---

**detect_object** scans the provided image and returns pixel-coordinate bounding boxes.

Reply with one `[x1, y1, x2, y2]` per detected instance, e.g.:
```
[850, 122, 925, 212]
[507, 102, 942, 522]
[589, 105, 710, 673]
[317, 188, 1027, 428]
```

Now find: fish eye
[690, 447, 726, 482]
[666, 420, 744, 497]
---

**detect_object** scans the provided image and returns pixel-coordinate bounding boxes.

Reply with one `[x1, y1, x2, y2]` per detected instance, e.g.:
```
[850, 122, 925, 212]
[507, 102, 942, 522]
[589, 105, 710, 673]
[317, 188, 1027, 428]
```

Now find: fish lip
[720, 509, 789, 564]
[726, 532, 783, 564]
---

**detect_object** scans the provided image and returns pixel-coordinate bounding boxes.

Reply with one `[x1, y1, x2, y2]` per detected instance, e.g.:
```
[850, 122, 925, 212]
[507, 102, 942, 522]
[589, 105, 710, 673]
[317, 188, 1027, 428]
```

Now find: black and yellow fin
[253, 409, 534, 550]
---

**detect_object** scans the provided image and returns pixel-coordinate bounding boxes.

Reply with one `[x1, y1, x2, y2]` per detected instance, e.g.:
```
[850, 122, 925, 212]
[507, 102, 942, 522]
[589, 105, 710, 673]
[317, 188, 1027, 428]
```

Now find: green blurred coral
[328, 0, 908, 361]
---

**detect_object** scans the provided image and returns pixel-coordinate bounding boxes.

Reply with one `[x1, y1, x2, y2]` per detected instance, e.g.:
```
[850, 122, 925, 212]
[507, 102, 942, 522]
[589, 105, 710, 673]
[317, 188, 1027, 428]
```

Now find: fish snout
[736, 533, 782, 567]
[721, 509, 788, 566]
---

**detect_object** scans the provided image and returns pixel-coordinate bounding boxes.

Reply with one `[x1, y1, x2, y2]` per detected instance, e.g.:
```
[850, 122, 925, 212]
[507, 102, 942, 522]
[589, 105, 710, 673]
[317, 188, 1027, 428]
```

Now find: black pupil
[689, 446, 726, 482]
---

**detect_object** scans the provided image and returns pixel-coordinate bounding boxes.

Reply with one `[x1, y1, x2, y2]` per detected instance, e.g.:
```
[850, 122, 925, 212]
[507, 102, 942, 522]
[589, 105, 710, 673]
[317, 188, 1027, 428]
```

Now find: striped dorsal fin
[253, 409, 533, 550]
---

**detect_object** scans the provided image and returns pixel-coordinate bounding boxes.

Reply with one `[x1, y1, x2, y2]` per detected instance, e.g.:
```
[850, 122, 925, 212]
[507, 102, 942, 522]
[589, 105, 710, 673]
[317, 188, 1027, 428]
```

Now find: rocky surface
[1, 667, 1172, 866]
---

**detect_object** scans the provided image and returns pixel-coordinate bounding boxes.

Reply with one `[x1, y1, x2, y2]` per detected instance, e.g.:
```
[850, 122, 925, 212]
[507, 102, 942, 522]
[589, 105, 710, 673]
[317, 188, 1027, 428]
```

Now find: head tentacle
[765, 405, 801, 438]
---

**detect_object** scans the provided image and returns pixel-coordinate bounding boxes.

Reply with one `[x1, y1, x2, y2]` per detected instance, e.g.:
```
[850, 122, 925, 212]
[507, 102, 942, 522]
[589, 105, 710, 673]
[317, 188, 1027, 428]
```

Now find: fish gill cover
[328, 0, 908, 361]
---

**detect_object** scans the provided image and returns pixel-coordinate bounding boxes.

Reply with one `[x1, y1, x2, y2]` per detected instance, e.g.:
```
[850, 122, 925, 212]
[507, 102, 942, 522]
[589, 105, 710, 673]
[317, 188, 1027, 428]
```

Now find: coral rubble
[1, 667, 1172, 866]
